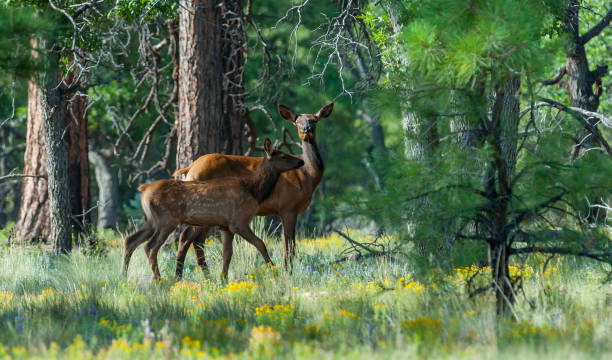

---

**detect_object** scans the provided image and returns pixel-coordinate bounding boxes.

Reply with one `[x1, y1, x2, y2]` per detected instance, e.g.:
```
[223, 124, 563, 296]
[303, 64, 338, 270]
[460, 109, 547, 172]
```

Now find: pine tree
[367, 0, 612, 317]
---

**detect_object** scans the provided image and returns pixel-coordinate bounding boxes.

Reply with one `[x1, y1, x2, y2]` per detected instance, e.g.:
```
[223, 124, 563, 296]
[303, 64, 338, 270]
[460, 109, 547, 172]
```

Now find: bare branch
[0, 173, 45, 183]
[580, 7, 612, 44]
[535, 97, 612, 155]
[541, 66, 566, 85]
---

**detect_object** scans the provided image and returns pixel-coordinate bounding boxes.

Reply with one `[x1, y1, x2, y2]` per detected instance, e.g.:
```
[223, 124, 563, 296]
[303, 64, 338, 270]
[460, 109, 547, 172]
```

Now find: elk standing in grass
[173, 103, 333, 279]
[121, 138, 304, 279]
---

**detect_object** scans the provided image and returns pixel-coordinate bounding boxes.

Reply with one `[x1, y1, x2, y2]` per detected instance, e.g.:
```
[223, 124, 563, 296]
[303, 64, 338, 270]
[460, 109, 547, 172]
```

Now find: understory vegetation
[0, 228, 609, 359]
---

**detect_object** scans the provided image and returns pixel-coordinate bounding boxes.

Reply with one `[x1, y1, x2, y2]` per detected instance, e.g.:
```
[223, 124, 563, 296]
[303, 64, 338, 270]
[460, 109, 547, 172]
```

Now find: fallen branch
[335, 230, 386, 256]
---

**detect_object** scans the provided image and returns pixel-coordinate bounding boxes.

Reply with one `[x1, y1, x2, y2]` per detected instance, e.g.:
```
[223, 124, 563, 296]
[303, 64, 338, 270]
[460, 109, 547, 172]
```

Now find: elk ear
[263, 138, 273, 159]
[278, 104, 297, 123]
[315, 103, 334, 120]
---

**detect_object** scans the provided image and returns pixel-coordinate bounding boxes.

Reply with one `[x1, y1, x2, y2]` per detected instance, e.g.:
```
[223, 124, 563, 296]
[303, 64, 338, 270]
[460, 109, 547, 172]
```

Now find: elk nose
[297, 159, 305, 167]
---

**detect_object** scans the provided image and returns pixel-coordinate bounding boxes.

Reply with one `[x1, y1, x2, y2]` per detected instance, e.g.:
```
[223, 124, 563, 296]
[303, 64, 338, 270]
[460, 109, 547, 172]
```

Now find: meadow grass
[0, 226, 609, 359]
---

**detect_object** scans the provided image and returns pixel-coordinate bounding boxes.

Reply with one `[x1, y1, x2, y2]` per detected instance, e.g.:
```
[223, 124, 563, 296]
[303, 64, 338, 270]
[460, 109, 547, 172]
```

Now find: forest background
[0, 0, 611, 357]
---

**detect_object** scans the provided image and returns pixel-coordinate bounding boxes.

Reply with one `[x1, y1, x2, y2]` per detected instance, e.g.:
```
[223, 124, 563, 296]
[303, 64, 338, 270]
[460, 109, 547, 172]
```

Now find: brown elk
[173, 103, 333, 280]
[121, 138, 305, 279]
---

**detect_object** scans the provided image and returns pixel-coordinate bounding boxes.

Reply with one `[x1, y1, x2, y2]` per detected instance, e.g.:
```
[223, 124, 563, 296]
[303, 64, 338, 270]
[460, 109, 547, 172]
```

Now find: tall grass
[0, 228, 609, 359]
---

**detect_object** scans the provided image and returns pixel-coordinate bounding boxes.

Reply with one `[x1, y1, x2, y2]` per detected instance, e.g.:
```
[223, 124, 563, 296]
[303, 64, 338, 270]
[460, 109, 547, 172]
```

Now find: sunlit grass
[0, 229, 609, 359]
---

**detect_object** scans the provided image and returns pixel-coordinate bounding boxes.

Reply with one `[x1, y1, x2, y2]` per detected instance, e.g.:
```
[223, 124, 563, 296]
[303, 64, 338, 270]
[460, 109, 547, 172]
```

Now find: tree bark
[176, 0, 245, 168]
[88, 150, 118, 230]
[222, 0, 246, 156]
[561, 1, 610, 221]
[16, 49, 50, 243]
[563, 0, 609, 157]
[488, 76, 521, 317]
[63, 69, 90, 239]
[40, 42, 72, 255]
[401, 107, 439, 161]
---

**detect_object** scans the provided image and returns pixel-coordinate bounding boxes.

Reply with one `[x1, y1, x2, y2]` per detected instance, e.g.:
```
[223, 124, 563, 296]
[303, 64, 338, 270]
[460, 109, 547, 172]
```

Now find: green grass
[0, 228, 610, 359]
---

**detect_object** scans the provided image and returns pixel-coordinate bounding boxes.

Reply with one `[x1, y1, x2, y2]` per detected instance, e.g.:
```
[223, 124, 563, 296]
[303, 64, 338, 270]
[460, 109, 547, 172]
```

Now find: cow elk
[173, 103, 334, 280]
[121, 138, 305, 279]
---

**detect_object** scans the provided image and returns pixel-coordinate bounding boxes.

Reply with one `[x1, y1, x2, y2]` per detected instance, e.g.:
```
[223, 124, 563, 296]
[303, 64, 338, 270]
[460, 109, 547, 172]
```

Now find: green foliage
[112, 0, 177, 22]
[359, 0, 612, 278]
[0, 6, 53, 82]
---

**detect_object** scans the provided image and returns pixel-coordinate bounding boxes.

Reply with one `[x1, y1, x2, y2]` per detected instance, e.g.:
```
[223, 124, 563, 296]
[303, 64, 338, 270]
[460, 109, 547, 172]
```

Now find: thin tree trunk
[88, 150, 118, 230]
[488, 76, 521, 317]
[176, 0, 245, 168]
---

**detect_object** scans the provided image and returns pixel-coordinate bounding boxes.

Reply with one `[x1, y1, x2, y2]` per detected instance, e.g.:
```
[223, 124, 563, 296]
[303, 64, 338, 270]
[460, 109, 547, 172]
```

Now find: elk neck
[301, 139, 324, 181]
[244, 160, 283, 204]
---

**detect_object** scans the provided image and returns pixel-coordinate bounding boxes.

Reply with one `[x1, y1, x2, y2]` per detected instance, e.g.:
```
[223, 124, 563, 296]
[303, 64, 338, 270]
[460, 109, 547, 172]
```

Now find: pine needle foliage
[361, 0, 612, 316]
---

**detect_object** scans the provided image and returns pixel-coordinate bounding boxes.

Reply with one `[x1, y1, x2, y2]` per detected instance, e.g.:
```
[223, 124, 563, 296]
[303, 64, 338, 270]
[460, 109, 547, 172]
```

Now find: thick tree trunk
[176, 0, 245, 168]
[16, 60, 50, 243]
[41, 43, 72, 255]
[88, 150, 118, 230]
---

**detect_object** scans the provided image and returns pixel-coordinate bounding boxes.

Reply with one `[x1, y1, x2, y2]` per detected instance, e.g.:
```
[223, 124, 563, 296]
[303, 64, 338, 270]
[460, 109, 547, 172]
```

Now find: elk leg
[175, 226, 210, 281]
[280, 213, 298, 270]
[192, 226, 211, 272]
[233, 226, 274, 266]
[221, 230, 235, 279]
[146, 227, 173, 280]
[175, 226, 195, 281]
[122, 222, 155, 276]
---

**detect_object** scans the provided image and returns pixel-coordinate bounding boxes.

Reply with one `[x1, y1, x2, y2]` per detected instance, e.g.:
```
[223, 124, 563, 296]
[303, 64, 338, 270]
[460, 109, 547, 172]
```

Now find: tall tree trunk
[563, 0, 609, 157]
[176, 0, 245, 168]
[382, 0, 439, 160]
[17, 44, 88, 248]
[561, 1, 610, 221]
[16, 49, 50, 243]
[88, 150, 118, 230]
[63, 68, 90, 239]
[40, 40, 72, 254]
[222, 0, 246, 156]
[488, 76, 521, 317]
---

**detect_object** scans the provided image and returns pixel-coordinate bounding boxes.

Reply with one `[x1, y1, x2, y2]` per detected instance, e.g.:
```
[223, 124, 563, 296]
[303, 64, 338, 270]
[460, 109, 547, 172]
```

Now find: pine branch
[580, 7, 612, 44]
[506, 191, 567, 231]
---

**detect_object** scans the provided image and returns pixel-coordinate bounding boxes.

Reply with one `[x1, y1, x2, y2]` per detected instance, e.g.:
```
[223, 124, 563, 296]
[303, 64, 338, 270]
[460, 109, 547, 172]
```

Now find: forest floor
[0, 226, 610, 359]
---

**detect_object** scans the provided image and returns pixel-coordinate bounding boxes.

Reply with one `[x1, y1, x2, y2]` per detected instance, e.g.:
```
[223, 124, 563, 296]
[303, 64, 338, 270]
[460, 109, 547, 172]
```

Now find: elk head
[262, 137, 305, 172]
[277, 103, 334, 142]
